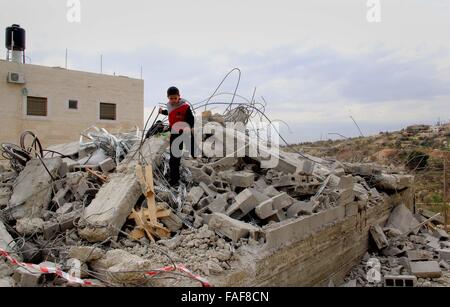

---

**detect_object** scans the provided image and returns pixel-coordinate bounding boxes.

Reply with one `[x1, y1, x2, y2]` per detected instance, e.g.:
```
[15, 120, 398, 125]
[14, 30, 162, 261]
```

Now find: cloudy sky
[1, 0, 449, 143]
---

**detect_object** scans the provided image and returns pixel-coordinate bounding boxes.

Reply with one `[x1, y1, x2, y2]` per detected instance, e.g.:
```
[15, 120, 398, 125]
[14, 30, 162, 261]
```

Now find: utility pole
[444, 151, 448, 232]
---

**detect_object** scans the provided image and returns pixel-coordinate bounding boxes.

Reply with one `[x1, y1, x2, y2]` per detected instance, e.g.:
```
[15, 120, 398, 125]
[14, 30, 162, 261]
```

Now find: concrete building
[0, 59, 144, 147]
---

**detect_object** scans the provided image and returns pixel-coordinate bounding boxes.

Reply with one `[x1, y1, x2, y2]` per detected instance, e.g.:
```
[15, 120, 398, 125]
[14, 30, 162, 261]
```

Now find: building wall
[0, 60, 144, 147]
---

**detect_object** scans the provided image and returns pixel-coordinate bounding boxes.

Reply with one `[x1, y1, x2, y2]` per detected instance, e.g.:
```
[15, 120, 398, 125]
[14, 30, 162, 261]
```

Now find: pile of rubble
[0, 114, 434, 287]
[343, 205, 450, 287]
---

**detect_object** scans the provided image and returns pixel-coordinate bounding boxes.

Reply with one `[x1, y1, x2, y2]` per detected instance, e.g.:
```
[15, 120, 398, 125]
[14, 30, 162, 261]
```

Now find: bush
[405, 150, 429, 170]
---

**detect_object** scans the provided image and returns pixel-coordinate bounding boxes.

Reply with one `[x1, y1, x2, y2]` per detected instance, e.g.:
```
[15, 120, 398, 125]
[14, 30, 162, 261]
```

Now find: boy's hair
[167, 86, 180, 97]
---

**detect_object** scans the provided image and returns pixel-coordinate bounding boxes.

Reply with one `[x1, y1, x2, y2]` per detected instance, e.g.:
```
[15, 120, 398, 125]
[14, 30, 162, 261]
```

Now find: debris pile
[0, 113, 425, 287]
[343, 204, 450, 287]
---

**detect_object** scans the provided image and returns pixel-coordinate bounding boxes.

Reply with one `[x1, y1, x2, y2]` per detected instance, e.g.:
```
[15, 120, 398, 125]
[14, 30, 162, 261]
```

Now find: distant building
[1, 25, 144, 147]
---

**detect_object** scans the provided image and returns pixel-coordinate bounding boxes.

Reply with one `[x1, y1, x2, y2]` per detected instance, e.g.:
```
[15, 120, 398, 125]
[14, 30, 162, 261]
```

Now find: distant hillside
[286, 123, 450, 212]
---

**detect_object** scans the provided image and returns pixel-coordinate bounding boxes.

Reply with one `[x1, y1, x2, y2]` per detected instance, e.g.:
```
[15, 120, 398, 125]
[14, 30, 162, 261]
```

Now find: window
[68, 100, 78, 110]
[27, 96, 47, 116]
[99, 103, 116, 120]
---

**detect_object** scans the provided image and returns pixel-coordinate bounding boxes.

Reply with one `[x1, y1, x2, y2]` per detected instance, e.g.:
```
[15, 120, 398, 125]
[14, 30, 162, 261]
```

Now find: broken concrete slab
[78, 172, 141, 242]
[117, 136, 169, 171]
[8, 157, 62, 220]
[90, 249, 155, 284]
[208, 213, 260, 242]
[409, 261, 442, 278]
[15, 218, 44, 236]
[375, 174, 414, 191]
[99, 158, 116, 173]
[370, 225, 389, 250]
[68, 246, 104, 262]
[207, 194, 228, 213]
[231, 171, 254, 188]
[52, 187, 70, 207]
[186, 186, 204, 205]
[77, 149, 108, 167]
[385, 204, 420, 235]
[47, 141, 80, 158]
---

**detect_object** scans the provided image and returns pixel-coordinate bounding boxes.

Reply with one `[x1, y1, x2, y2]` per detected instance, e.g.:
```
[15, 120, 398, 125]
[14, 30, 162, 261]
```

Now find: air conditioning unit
[7, 72, 26, 84]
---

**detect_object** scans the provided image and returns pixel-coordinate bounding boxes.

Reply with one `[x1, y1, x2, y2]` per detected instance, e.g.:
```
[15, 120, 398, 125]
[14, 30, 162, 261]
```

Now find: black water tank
[5, 24, 26, 51]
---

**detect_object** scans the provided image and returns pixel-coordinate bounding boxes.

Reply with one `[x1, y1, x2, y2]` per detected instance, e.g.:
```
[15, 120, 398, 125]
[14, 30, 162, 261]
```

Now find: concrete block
[79, 172, 141, 242]
[187, 166, 213, 185]
[255, 199, 276, 220]
[338, 175, 354, 190]
[199, 182, 216, 197]
[370, 225, 389, 250]
[297, 159, 315, 175]
[58, 162, 69, 178]
[226, 188, 259, 219]
[433, 228, 449, 240]
[52, 187, 70, 207]
[208, 213, 260, 242]
[324, 206, 344, 225]
[409, 261, 442, 278]
[308, 212, 326, 232]
[344, 202, 358, 218]
[62, 158, 80, 171]
[263, 185, 280, 197]
[437, 249, 450, 262]
[384, 275, 417, 287]
[286, 201, 314, 218]
[274, 158, 297, 174]
[271, 192, 294, 210]
[160, 211, 183, 232]
[99, 158, 116, 173]
[338, 188, 355, 206]
[385, 204, 420, 235]
[74, 179, 89, 201]
[425, 235, 441, 250]
[264, 217, 311, 250]
[231, 171, 255, 188]
[407, 250, 434, 262]
[13, 267, 42, 287]
[439, 260, 450, 271]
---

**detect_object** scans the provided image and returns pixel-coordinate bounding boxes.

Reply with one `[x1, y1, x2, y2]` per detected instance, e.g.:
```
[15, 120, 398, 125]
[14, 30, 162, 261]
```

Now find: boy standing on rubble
[159, 86, 195, 187]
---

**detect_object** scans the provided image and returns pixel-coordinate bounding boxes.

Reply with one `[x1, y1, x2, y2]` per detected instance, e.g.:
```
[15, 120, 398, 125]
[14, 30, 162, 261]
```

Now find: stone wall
[209, 188, 413, 286]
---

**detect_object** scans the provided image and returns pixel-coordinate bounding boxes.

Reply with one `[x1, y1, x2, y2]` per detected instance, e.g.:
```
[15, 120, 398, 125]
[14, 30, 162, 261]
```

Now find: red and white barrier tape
[0, 247, 93, 285]
[1, 248, 212, 287]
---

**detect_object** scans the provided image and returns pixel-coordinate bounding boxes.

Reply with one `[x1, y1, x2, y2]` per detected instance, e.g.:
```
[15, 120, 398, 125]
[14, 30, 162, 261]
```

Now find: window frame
[26, 96, 48, 117]
[99, 102, 117, 121]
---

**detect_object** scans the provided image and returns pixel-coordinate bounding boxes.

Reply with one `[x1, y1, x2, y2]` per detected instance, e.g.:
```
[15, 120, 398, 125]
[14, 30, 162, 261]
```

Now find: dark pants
[169, 132, 195, 185]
